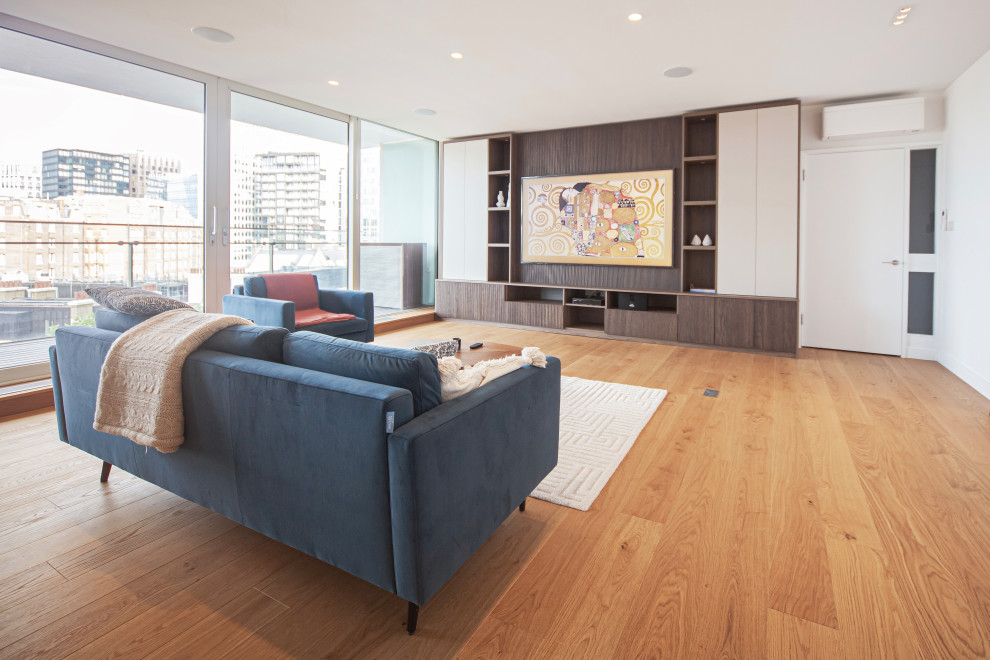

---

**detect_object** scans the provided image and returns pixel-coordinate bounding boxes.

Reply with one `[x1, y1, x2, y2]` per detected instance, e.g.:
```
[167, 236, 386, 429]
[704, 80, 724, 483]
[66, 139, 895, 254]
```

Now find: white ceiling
[2, 0, 989, 141]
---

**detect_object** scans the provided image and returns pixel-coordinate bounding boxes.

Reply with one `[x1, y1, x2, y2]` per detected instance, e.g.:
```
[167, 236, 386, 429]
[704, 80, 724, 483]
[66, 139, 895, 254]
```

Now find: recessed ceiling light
[628, 13, 643, 21]
[414, 108, 436, 116]
[891, 6, 912, 26]
[663, 66, 693, 78]
[327, 80, 340, 86]
[450, 52, 464, 60]
[191, 26, 234, 43]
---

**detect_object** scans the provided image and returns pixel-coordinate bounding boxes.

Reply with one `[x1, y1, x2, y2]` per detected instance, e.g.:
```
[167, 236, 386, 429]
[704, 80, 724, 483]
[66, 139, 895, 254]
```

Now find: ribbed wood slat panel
[515, 116, 683, 292]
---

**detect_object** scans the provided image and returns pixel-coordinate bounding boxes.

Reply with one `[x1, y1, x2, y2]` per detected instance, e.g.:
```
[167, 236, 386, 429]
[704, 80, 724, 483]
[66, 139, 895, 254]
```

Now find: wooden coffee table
[455, 342, 522, 367]
[402, 339, 522, 367]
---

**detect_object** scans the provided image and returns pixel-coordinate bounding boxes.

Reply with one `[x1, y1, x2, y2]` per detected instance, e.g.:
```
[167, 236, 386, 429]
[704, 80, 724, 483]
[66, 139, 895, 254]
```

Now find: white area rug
[531, 376, 667, 511]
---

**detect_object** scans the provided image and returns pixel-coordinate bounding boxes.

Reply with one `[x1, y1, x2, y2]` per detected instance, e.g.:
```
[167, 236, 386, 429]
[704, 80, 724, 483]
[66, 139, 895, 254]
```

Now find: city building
[165, 173, 199, 221]
[229, 156, 258, 269]
[41, 148, 130, 198]
[126, 151, 180, 199]
[0, 164, 42, 199]
[0, 194, 200, 290]
[253, 152, 326, 247]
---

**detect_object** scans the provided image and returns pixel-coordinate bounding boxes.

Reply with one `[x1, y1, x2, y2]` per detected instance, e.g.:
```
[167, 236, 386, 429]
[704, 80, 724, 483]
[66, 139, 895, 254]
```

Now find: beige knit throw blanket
[437, 347, 547, 402]
[93, 309, 250, 453]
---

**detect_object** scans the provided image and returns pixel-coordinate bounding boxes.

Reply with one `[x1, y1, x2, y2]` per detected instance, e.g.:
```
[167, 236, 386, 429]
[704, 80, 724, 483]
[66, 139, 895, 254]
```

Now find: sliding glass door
[229, 92, 349, 293]
[0, 27, 205, 385]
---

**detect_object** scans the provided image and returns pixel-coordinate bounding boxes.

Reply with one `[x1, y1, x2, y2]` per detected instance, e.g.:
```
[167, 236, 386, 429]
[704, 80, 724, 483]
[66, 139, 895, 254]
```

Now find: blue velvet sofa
[49, 313, 560, 633]
[223, 275, 374, 343]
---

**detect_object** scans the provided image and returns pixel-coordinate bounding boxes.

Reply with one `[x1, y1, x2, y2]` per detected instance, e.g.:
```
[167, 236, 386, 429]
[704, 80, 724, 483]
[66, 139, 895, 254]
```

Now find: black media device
[469, 342, 484, 349]
[617, 292, 648, 310]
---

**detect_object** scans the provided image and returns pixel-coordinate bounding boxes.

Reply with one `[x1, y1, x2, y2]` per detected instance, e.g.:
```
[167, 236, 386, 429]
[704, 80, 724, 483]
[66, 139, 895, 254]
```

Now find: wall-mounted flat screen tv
[521, 169, 673, 267]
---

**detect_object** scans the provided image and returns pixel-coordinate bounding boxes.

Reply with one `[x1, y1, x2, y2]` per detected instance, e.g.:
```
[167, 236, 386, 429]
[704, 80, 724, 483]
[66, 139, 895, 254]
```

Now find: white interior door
[803, 149, 905, 355]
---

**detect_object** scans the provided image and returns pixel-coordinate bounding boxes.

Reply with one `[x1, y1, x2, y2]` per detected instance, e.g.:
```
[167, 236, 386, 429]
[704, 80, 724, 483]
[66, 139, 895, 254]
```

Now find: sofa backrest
[283, 332, 442, 416]
[94, 307, 288, 362]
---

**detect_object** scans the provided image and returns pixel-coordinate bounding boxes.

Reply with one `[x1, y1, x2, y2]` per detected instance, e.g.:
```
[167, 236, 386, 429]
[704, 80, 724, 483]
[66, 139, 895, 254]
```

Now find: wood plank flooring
[1, 320, 989, 659]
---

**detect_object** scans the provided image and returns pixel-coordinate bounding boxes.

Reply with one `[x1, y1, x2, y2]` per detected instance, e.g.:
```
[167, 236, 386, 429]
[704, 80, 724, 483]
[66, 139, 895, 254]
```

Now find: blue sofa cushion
[94, 307, 153, 332]
[93, 307, 286, 362]
[283, 332, 441, 416]
[202, 325, 288, 362]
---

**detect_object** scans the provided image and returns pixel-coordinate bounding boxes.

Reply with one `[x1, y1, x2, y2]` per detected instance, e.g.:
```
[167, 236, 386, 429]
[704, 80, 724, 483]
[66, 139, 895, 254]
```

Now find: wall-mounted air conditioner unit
[822, 97, 925, 140]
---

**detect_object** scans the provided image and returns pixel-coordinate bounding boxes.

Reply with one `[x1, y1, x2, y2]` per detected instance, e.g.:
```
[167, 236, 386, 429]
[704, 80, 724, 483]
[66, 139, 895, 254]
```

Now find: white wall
[801, 91, 945, 152]
[941, 49, 990, 400]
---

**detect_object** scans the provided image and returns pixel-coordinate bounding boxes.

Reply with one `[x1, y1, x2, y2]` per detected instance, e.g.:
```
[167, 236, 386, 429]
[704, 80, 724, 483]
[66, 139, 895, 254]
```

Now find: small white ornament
[702, 234, 713, 246]
[691, 234, 702, 246]
[496, 191, 506, 207]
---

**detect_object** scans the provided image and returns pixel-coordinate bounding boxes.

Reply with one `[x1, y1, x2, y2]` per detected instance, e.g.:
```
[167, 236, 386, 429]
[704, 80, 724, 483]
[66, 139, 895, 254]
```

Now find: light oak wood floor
[2, 320, 989, 658]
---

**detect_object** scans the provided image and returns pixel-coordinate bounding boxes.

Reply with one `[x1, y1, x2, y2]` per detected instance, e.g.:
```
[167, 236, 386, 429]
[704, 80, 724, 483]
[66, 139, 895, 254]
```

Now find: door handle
[882, 259, 900, 265]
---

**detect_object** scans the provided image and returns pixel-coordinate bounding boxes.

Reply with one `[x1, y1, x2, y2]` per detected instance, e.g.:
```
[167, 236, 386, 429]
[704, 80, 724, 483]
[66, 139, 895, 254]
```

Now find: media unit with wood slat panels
[437, 101, 800, 357]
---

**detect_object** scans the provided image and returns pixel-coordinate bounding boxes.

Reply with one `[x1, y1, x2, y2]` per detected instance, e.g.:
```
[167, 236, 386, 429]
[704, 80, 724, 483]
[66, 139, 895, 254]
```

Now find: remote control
[469, 342, 484, 349]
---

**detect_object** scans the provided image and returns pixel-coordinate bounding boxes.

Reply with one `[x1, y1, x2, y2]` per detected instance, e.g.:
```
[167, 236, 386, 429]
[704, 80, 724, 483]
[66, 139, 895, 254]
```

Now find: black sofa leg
[519, 498, 526, 513]
[100, 461, 112, 483]
[406, 602, 419, 635]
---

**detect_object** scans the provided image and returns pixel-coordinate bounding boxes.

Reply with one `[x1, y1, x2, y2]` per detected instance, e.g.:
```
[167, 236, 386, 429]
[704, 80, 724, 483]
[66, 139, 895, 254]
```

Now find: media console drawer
[605, 308, 676, 341]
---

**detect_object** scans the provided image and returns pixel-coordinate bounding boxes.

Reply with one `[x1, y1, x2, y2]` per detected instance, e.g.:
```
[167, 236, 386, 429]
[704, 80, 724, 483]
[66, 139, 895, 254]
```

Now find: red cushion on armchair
[260, 274, 355, 328]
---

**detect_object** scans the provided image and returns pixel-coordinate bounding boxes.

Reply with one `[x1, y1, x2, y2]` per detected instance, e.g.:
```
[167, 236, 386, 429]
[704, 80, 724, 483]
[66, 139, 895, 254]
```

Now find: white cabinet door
[463, 139, 489, 282]
[441, 141, 466, 280]
[717, 109, 758, 295]
[755, 105, 799, 297]
[441, 139, 488, 282]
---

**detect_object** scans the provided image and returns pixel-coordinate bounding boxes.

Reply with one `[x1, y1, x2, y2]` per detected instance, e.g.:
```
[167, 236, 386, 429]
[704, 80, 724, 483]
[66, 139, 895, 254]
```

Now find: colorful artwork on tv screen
[522, 170, 673, 267]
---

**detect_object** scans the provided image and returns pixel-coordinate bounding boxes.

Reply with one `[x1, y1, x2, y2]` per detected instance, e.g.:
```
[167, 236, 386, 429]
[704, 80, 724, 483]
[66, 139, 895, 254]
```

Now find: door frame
[799, 142, 943, 358]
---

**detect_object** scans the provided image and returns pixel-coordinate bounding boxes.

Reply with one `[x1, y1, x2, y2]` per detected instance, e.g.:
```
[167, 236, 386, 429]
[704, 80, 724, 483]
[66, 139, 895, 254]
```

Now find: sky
[0, 68, 350, 177]
[0, 68, 203, 173]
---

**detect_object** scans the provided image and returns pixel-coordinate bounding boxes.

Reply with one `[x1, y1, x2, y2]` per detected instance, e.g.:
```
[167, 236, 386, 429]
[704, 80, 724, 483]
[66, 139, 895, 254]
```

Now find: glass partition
[359, 121, 438, 319]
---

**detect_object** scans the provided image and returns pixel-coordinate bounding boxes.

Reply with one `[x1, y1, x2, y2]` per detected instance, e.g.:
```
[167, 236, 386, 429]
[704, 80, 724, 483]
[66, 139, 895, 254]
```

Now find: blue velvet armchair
[223, 274, 374, 342]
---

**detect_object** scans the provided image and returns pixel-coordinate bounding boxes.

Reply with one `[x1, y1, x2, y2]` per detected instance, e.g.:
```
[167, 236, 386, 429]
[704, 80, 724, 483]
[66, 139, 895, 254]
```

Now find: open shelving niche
[681, 111, 718, 293]
[501, 283, 682, 339]
[486, 135, 513, 283]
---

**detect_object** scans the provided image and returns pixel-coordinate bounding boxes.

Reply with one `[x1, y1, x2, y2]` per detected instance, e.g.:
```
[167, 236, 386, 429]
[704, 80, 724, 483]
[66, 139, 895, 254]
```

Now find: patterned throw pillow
[106, 289, 194, 316]
[410, 339, 459, 360]
[84, 285, 130, 308]
[86, 285, 194, 316]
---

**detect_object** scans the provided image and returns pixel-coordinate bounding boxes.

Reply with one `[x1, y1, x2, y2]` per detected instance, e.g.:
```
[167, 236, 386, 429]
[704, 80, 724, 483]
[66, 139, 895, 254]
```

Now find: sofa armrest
[222, 294, 294, 330]
[318, 289, 373, 321]
[387, 356, 561, 605]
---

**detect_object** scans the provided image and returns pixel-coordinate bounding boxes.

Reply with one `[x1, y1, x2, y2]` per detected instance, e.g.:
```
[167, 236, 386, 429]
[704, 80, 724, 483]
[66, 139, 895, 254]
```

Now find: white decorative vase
[691, 234, 702, 246]
[702, 234, 713, 246]
[496, 191, 506, 208]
